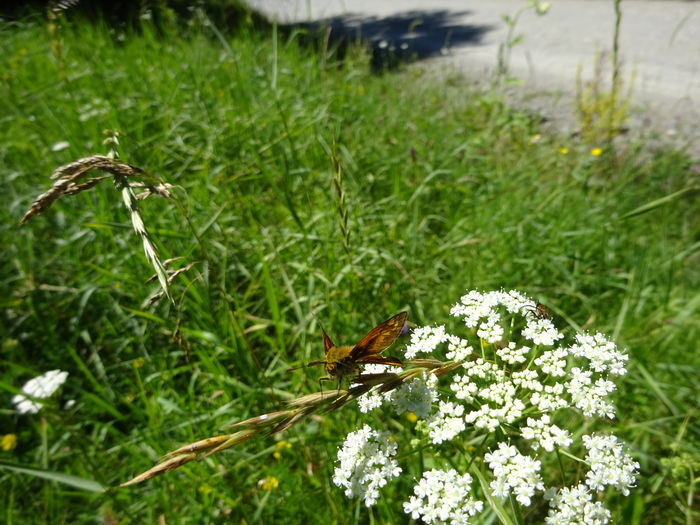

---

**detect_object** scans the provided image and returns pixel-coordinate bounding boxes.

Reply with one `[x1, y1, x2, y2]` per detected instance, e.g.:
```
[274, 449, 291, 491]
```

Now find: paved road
[247, 0, 700, 152]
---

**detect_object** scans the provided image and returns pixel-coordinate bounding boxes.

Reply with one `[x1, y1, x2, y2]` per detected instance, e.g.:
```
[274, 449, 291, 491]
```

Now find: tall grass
[0, 10, 698, 524]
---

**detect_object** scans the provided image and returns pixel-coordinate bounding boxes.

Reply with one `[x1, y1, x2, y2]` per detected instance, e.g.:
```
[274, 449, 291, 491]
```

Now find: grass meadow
[1, 7, 698, 524]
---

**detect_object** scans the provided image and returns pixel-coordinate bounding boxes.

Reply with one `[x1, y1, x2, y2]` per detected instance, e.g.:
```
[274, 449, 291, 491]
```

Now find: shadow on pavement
[291, 10, 492, 71]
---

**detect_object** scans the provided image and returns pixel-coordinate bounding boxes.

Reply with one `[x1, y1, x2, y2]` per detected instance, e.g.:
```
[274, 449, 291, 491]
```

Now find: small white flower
[12, 370, 69, 415]
[403, 469, 483, 524]
[466, 397, 526, 432]
[545, 483, 611, 524]
[499, 289, 532, 313]
[462, 358, 503, 380]
[496, 342, 530, 364]
[333, 425, 401, 507]
[512, 369, 543, 391]
[520, 415, 572, 452]
[357, 366, 438, 419]
[568, 332, 628, 375]
[450, 373, 479, 402]
[404, 325, 448, 359]
[530, 383, 569, 413]
[566, 368, 617, 418]
[357, 364, 391, 413]
[476, 314, 504, 343]
[485, 443, 544, 506]
[389, 371, 438, 419]
[583, 434, 639, 496]
[464, 380, 525, 432]
[357, 388, 385, 413]
[450, 290, 499, 327]
[522, 318, 564, 346]
[445, 335, 473, 361]
[427, 401, 465, 444]
[51, 141, 70, 152]
[534, 347, 570, 377]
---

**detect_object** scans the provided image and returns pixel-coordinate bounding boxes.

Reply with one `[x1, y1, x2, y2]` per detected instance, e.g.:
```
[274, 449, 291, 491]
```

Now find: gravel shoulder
[248, 0, 700, 154]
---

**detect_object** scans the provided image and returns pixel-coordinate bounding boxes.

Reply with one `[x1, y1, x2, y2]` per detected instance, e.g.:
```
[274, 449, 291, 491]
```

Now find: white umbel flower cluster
[545, 483, 612, 524]
[485, 442, 544, 506]
[403, 469, 484, 524]
[357, 365, 438, 419]
[404, 325, 448, 359]
[569, 332, 628, 375]
[12, 369, 69, 414]
[427, 401, 466, 444]
[566, 368, 617, 418]
[521, 415, 573, 452]
[583, 434, 639, 496]
[332, 425, 401, 506]
[336, 289, 638, 521]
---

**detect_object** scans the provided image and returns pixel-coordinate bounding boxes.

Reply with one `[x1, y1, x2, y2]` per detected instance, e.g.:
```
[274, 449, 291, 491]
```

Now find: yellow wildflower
[2, 434, 17, 451]
[258, 476, 279, 491]
[591, 147, 603, 156]
[558, 147, 569, 155]
[273, 440, 292, 459]
[406, 412, 418, 423]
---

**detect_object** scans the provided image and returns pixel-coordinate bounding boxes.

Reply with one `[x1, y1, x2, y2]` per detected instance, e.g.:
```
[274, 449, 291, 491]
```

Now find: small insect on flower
[526, 302, 552, 320]
[293, 312, 408, 388]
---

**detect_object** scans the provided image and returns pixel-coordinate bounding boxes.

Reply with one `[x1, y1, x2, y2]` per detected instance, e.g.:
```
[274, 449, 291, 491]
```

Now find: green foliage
[0, 10, 698, 524]
[574, 50, 634, 145]
[574, 0, 633, 146]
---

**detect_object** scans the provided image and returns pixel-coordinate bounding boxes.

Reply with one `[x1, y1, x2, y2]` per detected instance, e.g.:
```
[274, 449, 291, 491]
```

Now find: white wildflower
[498, 289, 532, 313]
[356, 364, 391, 413]
[450, 373, 479, 402]
[496, 342, 530, 364]
[512, 369, 543, 391]
[534, 347, 570, 377]
[545, 483, 611, 524]
[476, 314, 504, 343]
[333, 425, 401, 506]
[520, 415, 572, 451]
[462, 358, 504, 381]
[485, 442, 544, 506]
[389, 371, 438, 419]
[12, 369, 69, 415]
[569, 333, 628, 375]
[567, 368, 617, 418]
[583, 434, 639, 496]
[465, 387, 526, 432]
[357, 389, 385, 413]
[530, 382, 569, 413]
[445, 335, 472, 361]
[427, 401, 466, 444]
[403, 469, 483, 524]
[404, 325, 448, 359]
[522, 318, 564, 346]
[450, 290, 499, 327]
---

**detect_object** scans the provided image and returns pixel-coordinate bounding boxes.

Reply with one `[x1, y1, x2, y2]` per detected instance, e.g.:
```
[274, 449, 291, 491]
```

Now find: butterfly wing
[322, 328, 335, 356]
[349, 311, 408, 360]
[354, 355, 403, 367]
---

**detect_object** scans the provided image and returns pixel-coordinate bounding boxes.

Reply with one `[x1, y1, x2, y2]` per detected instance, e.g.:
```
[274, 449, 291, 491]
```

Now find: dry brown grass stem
[119, 359, 463, 487]
[19, 155, 143, 225]
[20, 154, 176, 302]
